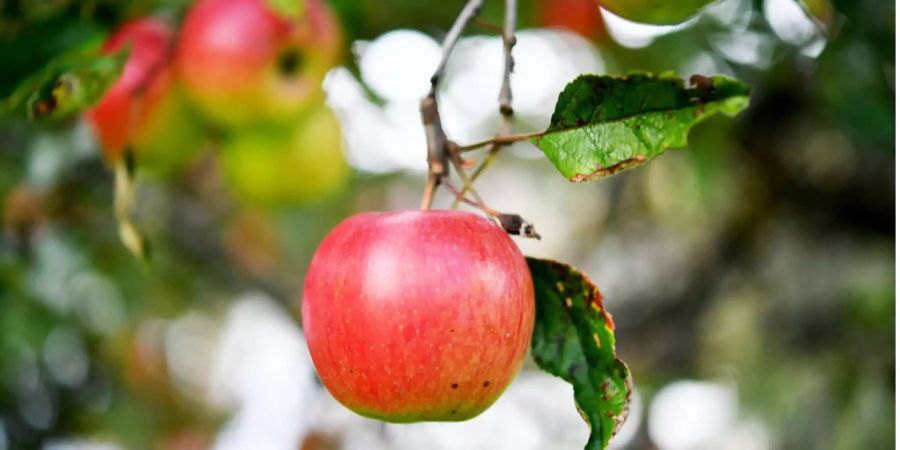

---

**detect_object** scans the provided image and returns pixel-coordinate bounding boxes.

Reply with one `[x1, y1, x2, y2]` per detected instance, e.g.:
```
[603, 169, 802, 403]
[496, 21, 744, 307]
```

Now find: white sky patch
[648, 380, 738, 450]
[357, 29, 442, 102]
[324, 67, 426, 174]
[209, 293, 318, 450]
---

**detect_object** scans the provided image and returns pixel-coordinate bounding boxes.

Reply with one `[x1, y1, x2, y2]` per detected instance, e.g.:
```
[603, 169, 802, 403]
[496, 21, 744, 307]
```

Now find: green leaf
[598, 0, 717, 25]
[265, 0, 305, 19]
[531, 72, 749, 182]
[3, 46, 129, 120]
[528, 257, 631, 450]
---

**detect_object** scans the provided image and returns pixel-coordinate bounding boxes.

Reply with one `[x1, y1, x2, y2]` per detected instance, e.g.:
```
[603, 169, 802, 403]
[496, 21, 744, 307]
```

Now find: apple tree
[0, 0, 892, 449]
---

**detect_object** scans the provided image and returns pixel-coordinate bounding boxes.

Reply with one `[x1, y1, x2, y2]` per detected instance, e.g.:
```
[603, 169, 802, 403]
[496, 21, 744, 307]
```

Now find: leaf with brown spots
[528, 257, 631, 450]
[530, 72, 749, 183]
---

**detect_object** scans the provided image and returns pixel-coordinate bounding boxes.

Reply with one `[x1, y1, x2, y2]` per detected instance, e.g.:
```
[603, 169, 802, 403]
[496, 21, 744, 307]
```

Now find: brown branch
[419, 0, 484, 209]
[418, 0, 539, 241]
[420, 95, 448, 209]
[428, 0, 484, 96]
[420, 173, 440, 210]
[498, 0, 517, 126]
[452, 0, 519, 208]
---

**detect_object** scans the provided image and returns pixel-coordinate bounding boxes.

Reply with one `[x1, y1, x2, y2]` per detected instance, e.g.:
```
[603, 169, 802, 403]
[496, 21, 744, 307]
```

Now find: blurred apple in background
[219, 106, 349, 206]
[537, 0, 604, 39]
[86, 18, 206, 176]
[175, 0, 343, 128]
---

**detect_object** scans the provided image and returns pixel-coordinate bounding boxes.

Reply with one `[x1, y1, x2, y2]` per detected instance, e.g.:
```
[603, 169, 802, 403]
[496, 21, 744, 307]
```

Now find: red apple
[302, 210, 535, 422]
[175, 0, 342, 128]
[87, 18, 205, 174]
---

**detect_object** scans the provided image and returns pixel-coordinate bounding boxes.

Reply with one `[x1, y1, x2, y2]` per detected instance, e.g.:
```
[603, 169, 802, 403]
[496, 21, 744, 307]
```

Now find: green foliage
[4, 46, 128, 120]
[531, 72, 749, 182]
[528, 257, 631, 450]
[597, 0, 716, 24]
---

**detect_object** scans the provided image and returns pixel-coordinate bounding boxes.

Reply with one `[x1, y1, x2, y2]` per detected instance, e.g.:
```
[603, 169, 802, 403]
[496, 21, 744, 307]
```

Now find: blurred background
[0, 0, 894, 449]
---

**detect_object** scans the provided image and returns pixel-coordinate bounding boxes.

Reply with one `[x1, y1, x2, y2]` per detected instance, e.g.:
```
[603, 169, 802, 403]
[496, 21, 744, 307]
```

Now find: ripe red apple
[302, 210, 535, 422]
[175, 0, 342, 128]
[86, 18, 205, 174]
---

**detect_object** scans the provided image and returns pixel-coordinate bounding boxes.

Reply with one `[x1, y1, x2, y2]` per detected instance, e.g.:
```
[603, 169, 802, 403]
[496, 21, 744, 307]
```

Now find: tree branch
[452, 0, 518, 208]
[428, 0, 485, 96]
[498, 0, 517, 126]
[419, 0, 484, 210]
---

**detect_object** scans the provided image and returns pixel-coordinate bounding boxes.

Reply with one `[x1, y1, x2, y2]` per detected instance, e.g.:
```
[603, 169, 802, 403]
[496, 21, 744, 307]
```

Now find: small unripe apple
[86, 18, 205, 174]
[219, 105, 349, 206]
[302, 210, 535, 422]
[175, 0, 342, 128]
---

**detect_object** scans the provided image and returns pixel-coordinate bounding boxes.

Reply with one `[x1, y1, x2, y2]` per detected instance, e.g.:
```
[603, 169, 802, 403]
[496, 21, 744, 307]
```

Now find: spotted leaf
[531, 72, 749, 182]
[528, 257, 631, 450]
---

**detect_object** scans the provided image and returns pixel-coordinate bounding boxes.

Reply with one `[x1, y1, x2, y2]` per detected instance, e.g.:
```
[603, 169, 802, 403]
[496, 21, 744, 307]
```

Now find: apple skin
[175, 0, 342, 128]
[219, 105, 349, 206]
[86, 18, 205, 174]
[302, 210, 535, 422]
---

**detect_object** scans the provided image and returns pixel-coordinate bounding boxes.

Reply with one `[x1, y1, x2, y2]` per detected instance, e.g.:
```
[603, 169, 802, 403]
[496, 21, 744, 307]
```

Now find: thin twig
[452, 0, 518, 208]
[429, 0, 485, 96]
[420, 0, 484, 209]
[498, 0, 517, 125]
[443, 178, 498, 216]
[448, 146, 487, 208]
[467, 148, 500, 182]
[457, 131, 543, 152]
[472, 17, 503, 34]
